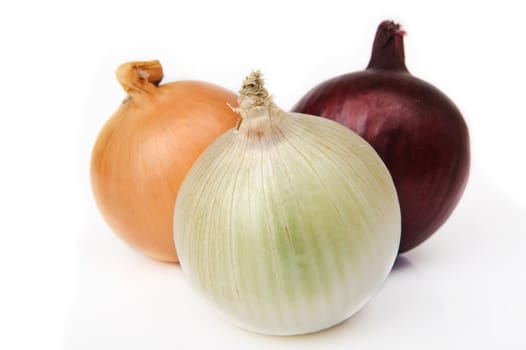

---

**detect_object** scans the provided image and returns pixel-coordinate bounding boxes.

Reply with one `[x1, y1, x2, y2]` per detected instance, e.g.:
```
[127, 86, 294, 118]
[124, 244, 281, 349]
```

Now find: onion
[90, 60, 238, 262]
[174, 71, 401, 335]
[292, 21, 470, 253]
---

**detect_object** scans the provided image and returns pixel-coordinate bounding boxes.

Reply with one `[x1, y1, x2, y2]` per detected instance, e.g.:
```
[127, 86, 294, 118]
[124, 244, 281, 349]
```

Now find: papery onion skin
[174, 71, 401, 335]
[90, 60, 238, 262]
[292, 21, 470, 253]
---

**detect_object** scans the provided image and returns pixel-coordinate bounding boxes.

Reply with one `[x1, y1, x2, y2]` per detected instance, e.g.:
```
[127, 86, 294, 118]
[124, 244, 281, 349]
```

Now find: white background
[1, 0, 525, 349]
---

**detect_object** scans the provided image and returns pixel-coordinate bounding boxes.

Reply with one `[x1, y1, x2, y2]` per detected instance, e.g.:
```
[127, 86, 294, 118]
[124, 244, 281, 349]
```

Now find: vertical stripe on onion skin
[90, 60, 239, 262]
[174, 71, 401, 335]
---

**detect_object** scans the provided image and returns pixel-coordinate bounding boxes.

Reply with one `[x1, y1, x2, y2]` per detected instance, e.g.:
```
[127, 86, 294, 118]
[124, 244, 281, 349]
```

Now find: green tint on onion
[173, 71, 401, 336]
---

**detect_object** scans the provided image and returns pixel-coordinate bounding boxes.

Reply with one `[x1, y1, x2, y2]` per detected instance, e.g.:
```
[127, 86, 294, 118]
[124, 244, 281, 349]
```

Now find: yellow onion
[91, 60, 238, 262]
[174, 71, 401, 335]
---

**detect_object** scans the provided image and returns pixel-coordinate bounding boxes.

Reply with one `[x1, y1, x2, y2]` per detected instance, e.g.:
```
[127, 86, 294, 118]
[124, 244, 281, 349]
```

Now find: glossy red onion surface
[292, 21, 470, 253]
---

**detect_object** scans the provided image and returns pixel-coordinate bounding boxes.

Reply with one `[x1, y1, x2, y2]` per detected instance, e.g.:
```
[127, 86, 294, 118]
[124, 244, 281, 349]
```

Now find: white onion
[173, 71, 401, 335]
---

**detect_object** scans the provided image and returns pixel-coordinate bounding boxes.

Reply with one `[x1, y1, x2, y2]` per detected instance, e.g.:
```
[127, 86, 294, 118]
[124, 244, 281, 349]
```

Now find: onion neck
[232, 71, 281, 131]
[366, 20, 408, 72]
[116, 60, 163, 96]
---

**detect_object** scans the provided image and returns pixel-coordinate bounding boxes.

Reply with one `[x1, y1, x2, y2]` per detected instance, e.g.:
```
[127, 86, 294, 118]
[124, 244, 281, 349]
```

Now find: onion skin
[91, 60, 239, 262]
[174, 71, 401, 335]
[292, 21, 470, 252]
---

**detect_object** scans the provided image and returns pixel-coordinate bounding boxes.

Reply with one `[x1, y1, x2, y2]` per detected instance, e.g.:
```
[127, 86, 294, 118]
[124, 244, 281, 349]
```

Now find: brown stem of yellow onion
[116, 60, 163, 95]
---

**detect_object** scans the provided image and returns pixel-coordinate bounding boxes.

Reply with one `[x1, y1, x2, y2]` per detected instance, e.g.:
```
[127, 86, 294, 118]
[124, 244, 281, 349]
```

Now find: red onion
[292, 20, 470, 253]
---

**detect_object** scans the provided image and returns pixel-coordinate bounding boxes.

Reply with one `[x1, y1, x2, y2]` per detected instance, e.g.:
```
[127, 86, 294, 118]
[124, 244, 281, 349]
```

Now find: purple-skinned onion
[292, 20, 470, 253]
